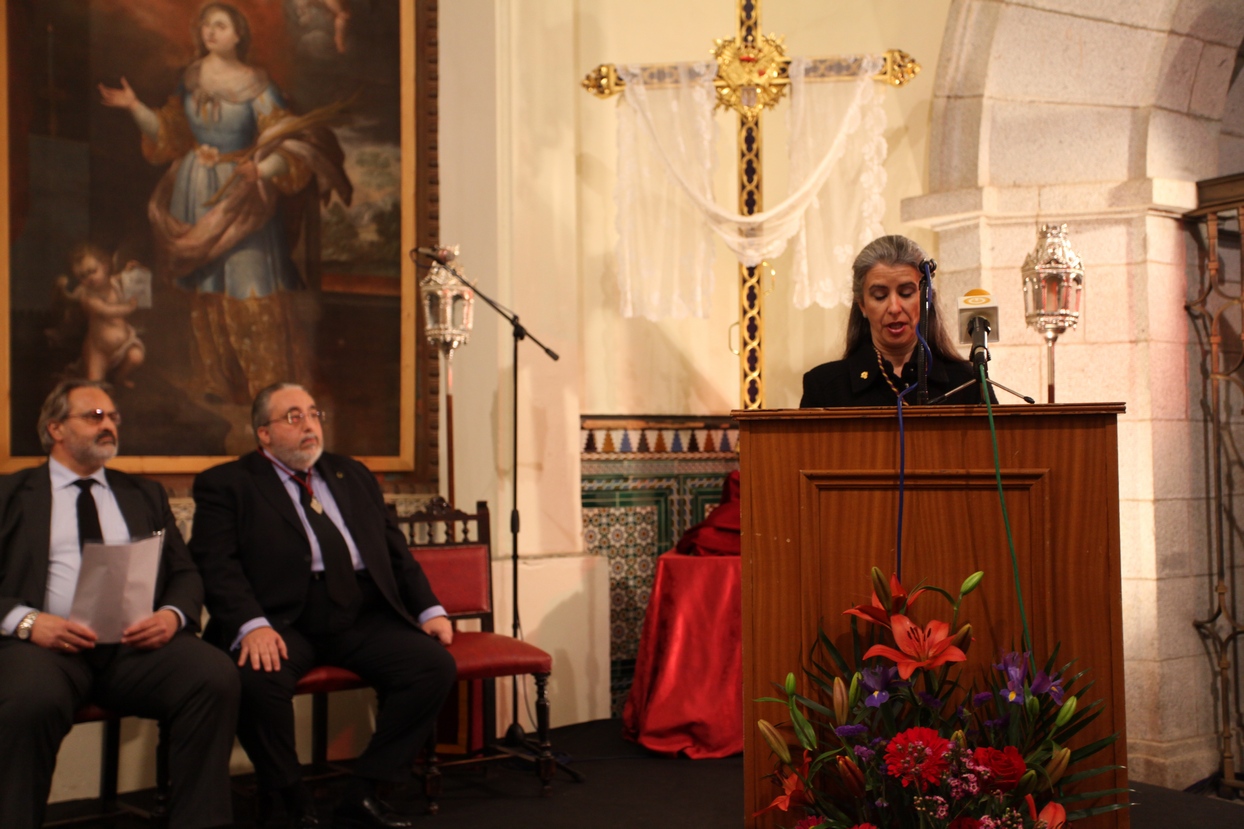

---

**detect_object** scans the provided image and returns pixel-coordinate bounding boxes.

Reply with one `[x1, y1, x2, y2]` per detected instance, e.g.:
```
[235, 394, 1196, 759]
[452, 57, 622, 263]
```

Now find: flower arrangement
[756, 568, 1125, 829]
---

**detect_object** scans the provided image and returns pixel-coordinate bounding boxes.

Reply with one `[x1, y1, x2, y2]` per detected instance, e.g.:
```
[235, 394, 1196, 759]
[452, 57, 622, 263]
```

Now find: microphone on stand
[957, 289, 1000, 373]
[411, 246, 456, 266]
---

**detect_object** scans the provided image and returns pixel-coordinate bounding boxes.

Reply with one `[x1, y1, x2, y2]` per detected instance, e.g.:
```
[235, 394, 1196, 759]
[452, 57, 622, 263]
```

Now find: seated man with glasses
[0, 379, 239, 829]
[189, 382, 456, 829]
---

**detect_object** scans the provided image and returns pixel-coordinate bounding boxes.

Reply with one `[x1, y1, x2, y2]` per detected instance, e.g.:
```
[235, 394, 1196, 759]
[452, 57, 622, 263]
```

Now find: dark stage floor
[44, 719, 1244, 828]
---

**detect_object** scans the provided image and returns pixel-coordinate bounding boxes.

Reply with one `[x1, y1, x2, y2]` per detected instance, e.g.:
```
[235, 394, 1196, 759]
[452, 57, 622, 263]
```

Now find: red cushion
[448, 631, 551, 679]
[74, 704, 115, 723]
[295, 665, 367, 694]
[410, 545, 491, 616]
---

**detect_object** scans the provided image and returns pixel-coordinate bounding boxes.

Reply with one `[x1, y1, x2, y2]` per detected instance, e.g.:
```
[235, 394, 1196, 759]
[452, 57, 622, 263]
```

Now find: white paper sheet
[68, 532, 163, 643]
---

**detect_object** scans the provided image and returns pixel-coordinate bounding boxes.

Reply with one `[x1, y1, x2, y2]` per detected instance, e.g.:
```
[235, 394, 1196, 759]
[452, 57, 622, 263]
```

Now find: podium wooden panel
[736, 405, 1128, 829]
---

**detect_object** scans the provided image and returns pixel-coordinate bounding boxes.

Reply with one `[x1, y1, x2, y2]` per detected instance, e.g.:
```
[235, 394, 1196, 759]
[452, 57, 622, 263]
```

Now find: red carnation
[972, 745, 1028, 791]
[884, 727, 952, 790]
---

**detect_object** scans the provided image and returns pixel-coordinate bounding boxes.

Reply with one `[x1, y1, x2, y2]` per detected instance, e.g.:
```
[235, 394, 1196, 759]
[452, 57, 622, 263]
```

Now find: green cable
[980, 364, 1034, 656]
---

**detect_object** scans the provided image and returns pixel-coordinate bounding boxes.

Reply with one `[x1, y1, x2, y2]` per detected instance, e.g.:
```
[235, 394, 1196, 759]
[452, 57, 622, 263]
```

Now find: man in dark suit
[190, 382, 456, 829]
[0, 380, 239, 829]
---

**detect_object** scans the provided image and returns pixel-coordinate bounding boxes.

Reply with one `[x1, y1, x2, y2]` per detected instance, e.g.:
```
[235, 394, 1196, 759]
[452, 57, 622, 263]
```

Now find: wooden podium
[735, 405, 1129, 829]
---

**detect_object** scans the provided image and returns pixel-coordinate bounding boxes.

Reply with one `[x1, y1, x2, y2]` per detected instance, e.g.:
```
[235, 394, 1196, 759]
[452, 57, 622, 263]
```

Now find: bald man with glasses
[190, 382, 456, 829]
[0, 379, 239, 829]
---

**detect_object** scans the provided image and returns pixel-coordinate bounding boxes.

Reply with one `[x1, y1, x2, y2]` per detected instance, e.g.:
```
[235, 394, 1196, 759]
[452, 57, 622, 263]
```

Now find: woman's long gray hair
[843, 235, 966, 365]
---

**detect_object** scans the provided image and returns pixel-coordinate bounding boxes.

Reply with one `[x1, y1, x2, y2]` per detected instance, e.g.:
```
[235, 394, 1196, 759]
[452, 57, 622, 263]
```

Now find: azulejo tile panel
[581, 415, 739, 718]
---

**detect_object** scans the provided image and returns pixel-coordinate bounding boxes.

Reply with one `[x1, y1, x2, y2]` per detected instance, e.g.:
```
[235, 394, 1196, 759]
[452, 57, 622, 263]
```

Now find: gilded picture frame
[0, 0, 438, 477]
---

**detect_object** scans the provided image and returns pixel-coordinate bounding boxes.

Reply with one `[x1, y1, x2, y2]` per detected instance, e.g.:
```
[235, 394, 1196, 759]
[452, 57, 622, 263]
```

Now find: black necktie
[291, 471, 360, 612]
[74, 479, 103, 551]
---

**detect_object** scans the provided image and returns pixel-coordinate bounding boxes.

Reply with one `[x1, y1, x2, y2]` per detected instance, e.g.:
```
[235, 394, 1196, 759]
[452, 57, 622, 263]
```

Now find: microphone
[957, 288, 1000, 345]
[411, 246, 456, 266]
[957, 288, 1000, 371]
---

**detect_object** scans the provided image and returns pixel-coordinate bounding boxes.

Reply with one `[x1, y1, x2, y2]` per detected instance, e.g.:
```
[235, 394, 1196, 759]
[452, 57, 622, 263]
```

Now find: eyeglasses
[266, 409, 328, 427]
[66, 409, 122, 426]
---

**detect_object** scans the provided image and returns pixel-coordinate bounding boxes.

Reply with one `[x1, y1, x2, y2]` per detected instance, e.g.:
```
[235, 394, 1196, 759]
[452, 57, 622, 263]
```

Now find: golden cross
[583, 0, 919, 409]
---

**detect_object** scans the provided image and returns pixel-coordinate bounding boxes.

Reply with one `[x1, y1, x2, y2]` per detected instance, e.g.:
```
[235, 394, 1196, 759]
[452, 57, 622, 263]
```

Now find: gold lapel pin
[860, 371, 869, 379]
[336, 471, 344, 479]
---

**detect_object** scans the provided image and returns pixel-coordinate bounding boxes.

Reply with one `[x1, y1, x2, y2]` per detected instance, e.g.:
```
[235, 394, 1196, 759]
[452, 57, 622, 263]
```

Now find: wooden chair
[398, 499, 558, 812]
[43, 707, 168, 827]
[295, 498, 559, 814]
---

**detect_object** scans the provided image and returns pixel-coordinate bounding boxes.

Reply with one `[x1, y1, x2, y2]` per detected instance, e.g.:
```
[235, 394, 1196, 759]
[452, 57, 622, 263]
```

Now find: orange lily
[862, 614, 967, 679]
[1037, 801, 1068, 829]
[754, 753, 814, 816]
[844, 573, 927, 629]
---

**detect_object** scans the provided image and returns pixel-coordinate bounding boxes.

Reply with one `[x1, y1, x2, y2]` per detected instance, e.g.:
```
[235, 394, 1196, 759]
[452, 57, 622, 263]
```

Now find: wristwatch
[15, 610, 40, 640]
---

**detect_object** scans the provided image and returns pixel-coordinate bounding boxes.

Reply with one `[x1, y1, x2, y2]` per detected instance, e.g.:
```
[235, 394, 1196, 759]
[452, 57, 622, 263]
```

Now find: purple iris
[835, 724, 869, 739]
[972, 691, 994, 707]
[994, 651, 1028, 684]
[1031, 670, 1065, 704]
[861, 665, 900, 708]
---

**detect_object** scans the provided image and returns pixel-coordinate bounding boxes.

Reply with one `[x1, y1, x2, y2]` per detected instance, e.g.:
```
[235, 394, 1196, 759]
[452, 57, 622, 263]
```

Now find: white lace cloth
[614, 55, 887, 319]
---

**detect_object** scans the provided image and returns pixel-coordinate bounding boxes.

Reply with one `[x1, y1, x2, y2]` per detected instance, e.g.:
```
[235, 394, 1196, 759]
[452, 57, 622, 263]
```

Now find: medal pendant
[310, 497, 324, 514]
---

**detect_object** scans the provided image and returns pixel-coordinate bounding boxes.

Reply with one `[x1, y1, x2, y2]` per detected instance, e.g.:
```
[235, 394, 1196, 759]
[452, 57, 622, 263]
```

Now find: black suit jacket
[0, 464, 204, 629]
[800, 343, 990, 407]
[189, 450, 439, 648]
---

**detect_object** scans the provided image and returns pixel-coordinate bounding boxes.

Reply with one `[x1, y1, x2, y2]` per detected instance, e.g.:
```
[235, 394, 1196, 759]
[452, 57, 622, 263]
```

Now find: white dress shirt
[2, 458, 185, 635]
[231, 451, 445, 648]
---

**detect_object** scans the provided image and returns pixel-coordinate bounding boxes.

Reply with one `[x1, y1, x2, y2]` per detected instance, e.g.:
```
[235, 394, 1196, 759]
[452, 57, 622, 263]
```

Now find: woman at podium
[800, 235, 988, 407]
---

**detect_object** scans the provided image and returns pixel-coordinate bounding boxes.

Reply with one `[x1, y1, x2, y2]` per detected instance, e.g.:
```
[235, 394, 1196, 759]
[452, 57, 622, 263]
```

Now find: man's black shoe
[333, 793, 415, 829]
[292, 812, 324, 829]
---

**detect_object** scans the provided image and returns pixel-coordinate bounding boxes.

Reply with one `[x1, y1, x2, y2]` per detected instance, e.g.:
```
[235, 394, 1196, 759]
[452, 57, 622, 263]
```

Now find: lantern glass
[419, 262, 475, 356]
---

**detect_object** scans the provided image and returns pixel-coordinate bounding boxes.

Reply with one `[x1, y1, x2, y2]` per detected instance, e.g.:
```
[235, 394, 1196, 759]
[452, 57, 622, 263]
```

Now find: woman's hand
[98, 77, 138, 111]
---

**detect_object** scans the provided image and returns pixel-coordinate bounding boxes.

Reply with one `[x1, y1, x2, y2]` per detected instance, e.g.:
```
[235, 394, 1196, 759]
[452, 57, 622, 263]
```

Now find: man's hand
[121, 609, 179, 650]
[30, 613, 97, 654]
[421, 615, 453, 646]
[238, 626, 288, 672]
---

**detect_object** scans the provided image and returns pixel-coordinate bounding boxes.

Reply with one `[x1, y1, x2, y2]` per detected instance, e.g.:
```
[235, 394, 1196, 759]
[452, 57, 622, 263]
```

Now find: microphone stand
[915, 259, 936, 404]
[928, 316, 1036, 405]
[412, 251, 584, 783]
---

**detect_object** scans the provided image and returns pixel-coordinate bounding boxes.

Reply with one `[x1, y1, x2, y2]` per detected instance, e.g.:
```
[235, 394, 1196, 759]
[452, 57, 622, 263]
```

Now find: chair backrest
[396, 498, 494, 630]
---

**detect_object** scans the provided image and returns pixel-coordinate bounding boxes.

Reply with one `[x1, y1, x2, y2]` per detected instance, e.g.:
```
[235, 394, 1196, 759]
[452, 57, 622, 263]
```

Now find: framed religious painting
[0, 0, 439, 477]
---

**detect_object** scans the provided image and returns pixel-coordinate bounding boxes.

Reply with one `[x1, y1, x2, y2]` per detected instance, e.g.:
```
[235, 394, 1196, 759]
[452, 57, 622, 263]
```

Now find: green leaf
[790, 704, 818, 750]
[1068, 733, 1119, 764]
[816, 627, 852, 676]
[793, 694, 833, 718]
[1065, 801, 1133, 820]
[1059, 786, 1130, 803]
[1058, 764, 1126, 786]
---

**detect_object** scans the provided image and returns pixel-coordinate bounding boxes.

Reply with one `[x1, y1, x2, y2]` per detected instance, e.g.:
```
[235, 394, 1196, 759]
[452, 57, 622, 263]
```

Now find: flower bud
[833, 676, 849, 723]
[960, 571, 985, 597]
[837, 755, 865, 798]
[785, 672, 797, 697]
[1016, 769, 1039, 796]
[1044, 746, 1071, 789]
[950, 623, 973, 655]
[1053, 696, 1077, 728]
[1025, 695, 1040, 721]
[848, 672, 861, 709]
[871, 567, 892, 610]
[951, 729, 967, 749]
[757, 719, 792, 765]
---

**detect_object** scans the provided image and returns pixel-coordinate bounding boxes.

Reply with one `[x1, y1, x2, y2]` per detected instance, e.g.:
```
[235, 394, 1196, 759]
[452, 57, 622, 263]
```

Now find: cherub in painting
[53, 244, 146, 387]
